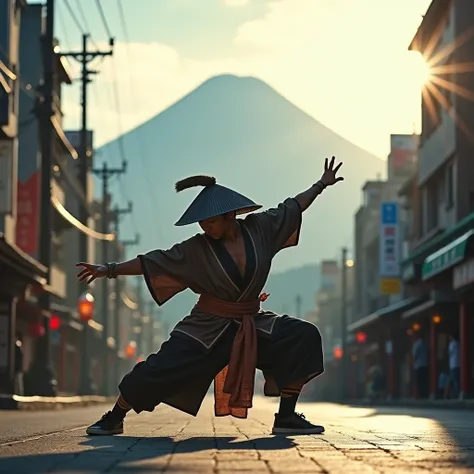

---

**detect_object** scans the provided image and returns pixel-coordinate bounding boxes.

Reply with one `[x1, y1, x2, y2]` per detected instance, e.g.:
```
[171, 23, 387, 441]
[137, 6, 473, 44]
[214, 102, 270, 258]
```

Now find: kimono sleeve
[138, 236, 200, 306]
[253, 197, 303, 254]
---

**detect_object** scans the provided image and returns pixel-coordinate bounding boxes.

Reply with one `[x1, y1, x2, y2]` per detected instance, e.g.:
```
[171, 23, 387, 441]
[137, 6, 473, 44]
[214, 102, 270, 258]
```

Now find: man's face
[199, 214, 229, 240]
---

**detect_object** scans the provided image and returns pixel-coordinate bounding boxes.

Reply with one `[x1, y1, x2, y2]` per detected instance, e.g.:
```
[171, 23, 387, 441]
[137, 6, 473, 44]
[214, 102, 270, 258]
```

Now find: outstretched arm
[76, 257, 143, 285]
[295, 157, 344, 212]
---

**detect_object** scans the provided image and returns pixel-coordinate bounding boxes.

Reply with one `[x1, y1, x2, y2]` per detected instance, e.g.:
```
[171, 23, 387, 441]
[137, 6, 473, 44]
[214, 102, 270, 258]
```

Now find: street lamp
[78, 292, 95, 322]
[77, 292, 96, 395]
[340, 248, 353, 401]
[125, 341, 137, 360]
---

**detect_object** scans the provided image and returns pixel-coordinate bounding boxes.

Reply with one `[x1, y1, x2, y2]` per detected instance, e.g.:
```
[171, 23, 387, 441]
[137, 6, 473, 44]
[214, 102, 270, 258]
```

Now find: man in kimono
[77, 157, 344, 436]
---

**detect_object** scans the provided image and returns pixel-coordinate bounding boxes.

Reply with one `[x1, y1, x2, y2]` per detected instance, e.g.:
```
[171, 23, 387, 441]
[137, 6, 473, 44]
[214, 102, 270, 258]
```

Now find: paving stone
[2, 397, 474, 473]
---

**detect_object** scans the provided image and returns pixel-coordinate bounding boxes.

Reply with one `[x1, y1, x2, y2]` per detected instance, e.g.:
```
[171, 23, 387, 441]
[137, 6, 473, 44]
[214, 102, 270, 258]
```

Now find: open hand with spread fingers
[320, 156, 344, 187]
[76, 262, 107, 285]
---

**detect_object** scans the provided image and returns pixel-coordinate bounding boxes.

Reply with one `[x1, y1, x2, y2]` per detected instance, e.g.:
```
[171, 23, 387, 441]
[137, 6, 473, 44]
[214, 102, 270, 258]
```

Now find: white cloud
[233, 0, 349, 54]
[59, 0, 430, 158]
[223, 0, 250, 7]
[61, 40, 270, 147]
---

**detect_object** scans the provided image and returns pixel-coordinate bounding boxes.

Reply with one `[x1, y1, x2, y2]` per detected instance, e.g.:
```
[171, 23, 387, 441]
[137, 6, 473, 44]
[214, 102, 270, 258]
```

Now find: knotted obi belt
[194, 293, 265, 418]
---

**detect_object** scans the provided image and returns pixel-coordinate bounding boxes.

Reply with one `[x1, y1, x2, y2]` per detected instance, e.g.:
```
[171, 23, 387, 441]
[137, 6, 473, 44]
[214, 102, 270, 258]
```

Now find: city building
[306, 260, 355, 400]
[400, 0, 474, 399]
[348, 134, 420, 400]
[0, 0, 50, 395]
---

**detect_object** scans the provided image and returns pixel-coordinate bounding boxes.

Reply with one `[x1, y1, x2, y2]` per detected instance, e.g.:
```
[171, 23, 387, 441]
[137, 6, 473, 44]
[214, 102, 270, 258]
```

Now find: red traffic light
[333, 346, 343, 360]
[28, 321, 45, 338]
[355, 331, 367, 344]
[49, 314, 61, 331]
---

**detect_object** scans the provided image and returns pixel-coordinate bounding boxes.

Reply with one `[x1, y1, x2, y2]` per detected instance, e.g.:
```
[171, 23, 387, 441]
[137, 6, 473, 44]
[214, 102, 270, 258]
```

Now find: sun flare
[411, 52, 432, 87]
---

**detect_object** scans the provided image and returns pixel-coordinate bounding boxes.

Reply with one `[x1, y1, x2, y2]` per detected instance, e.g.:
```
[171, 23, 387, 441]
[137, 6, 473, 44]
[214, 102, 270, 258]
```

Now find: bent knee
[297, 320, 322, 345]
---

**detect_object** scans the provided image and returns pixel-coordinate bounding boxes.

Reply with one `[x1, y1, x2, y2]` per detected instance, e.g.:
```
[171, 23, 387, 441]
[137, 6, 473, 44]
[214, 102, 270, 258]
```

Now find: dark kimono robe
[137, 197, 306, 417]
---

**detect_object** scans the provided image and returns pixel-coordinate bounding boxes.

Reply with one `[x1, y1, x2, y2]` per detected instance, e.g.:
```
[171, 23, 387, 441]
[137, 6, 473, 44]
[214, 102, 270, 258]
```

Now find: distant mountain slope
[98, 74, 384, 274]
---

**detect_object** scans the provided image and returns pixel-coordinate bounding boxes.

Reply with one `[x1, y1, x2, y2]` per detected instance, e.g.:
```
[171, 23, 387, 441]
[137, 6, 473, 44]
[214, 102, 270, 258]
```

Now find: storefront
[406, 229, 474, 399]
[348, 296, 425, 400]
[0, 234, 46, 395]
[451, 257, 474, 398]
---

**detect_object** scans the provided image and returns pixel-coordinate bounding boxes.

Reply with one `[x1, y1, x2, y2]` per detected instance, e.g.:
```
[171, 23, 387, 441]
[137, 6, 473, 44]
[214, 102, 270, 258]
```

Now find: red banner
[16, 171, 40, 255]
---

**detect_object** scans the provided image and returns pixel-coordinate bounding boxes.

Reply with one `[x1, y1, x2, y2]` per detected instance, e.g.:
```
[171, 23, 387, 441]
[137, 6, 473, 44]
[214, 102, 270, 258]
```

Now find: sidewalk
[347, 397, 474, 410]
[2, 397, 474, 473]
[0, 394, 116, 410]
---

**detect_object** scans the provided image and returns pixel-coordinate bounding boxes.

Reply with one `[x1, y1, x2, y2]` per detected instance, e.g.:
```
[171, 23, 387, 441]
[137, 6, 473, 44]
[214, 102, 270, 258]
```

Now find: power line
[114, 0, 162, 239]
[73, 0, 88, 35]
[95, 0, 113, 39]
[117, 0, 130, 42]
[73, 0, 99, 49]
[62, 0, 84, 34]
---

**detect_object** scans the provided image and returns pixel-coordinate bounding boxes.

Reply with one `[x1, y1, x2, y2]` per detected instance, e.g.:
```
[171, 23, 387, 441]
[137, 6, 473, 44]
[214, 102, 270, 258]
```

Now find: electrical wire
[62, 0, 85, 35]
[72, 0, 99, 49]
[115, 0, 162, 239]
[95, 0, 113, 39]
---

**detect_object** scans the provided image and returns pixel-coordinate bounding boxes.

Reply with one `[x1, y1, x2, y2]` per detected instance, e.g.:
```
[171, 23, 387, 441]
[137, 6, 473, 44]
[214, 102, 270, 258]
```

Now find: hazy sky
[53, 0, 432, 160]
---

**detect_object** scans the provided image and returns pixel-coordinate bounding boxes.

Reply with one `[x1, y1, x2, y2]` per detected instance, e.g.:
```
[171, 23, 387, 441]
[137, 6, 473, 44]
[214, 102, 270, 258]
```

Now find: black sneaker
[86, 411, 124, 435]
[272, 412, 325, 435]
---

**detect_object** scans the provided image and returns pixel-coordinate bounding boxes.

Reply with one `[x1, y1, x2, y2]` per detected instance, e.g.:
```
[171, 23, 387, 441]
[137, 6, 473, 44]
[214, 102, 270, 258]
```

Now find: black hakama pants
[119, 315, 324, 417]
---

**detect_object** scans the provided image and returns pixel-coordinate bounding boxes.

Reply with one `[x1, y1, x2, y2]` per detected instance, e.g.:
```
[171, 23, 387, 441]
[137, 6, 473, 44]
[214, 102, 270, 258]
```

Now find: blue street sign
[381, 202, 398, 225]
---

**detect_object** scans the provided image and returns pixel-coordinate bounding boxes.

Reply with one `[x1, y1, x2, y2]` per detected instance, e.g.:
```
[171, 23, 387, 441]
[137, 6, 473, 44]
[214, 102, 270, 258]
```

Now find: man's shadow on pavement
[0, 435, 298, 473]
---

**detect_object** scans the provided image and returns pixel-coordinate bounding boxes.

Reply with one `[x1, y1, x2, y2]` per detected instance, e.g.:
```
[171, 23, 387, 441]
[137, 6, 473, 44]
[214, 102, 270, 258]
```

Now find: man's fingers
[336, 177, 344, 182]
[324, 157, 328, 171]
[329, 156, 335, 169]
[86, 275, 97, 285]
[334, 162, 343, 173]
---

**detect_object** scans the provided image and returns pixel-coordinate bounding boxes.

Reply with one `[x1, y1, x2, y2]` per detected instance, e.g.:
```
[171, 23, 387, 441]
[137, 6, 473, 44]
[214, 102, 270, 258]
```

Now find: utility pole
[62, 35, 113, 395]
[147, 301, 155, 356]
[135, 280, 144, 359]
[33, 0, 57, 396]
[111, 201, 134, 386]
[340, 247, 348, 400]
[92, 161, 127, 395]
[295, 294, 302, 319]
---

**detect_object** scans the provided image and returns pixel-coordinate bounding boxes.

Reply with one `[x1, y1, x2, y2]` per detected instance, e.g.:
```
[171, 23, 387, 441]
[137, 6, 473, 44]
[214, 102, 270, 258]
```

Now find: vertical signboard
[0, 139, 14, 214]
[380, 202, 401, 294]
[16, 171, 40, 256]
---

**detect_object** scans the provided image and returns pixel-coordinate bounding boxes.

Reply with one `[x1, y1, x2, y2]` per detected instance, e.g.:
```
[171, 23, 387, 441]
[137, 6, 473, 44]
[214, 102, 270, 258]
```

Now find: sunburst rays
[417, 22, 474, 141]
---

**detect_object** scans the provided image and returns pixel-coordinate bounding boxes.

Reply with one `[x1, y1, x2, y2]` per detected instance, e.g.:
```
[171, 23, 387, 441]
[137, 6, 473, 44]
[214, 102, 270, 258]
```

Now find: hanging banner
[380, 202, 401, 294]
[16, 171, 40, 256]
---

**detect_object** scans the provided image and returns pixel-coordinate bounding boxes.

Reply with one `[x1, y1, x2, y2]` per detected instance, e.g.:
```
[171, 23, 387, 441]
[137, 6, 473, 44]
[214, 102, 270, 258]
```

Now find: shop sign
[380, 202, 401, 294]
[453, 258, 474, 290]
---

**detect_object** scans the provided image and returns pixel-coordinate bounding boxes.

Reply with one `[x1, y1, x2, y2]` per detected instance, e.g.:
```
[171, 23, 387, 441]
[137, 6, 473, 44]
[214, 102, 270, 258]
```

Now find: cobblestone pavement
[1, 397, 474, 473]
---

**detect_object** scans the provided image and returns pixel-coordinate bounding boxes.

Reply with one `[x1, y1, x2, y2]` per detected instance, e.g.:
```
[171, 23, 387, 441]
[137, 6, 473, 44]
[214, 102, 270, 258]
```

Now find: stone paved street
[1, 397, 474, 473]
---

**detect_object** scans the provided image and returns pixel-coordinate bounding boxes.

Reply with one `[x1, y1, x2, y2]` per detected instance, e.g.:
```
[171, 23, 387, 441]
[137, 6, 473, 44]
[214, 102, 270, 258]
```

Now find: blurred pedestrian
[412, 332, 428, 399]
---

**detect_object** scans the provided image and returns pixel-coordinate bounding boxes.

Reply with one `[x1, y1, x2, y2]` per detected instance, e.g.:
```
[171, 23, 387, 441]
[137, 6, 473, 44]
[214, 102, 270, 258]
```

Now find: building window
[469, 192, 474, 214]
[426, 181, 439, 232]
[421, 91, 441, 140]
[445, 162, 454, 209]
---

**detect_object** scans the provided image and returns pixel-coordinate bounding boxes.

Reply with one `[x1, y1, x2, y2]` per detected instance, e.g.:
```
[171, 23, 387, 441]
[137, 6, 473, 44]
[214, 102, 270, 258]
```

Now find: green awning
[421, 230, 474, 281]
[402, 210, 474, 269]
